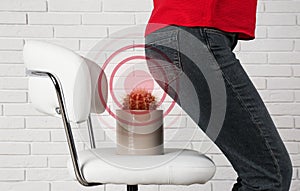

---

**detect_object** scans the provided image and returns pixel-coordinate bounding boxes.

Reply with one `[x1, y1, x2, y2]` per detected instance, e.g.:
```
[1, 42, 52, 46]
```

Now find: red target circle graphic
[96, 43, 181, 126]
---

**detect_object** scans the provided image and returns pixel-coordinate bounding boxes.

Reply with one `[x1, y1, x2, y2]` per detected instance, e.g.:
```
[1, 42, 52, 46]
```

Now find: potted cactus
[116, 88, 164, 155]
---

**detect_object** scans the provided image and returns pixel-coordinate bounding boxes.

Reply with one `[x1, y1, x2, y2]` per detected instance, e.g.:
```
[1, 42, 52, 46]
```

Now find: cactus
[122, 88, 157, 110]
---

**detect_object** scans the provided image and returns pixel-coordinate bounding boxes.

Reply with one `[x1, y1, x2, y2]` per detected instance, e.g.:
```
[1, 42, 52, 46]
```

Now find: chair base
[127, 185, 138, 191]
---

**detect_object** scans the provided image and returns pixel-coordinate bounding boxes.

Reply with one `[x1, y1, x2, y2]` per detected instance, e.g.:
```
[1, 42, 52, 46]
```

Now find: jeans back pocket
[145, 29, 183, 84]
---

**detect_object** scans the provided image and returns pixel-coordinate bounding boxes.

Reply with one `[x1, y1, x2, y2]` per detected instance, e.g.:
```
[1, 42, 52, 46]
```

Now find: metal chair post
[87, 114, 96, 149]
[27, 70, 101, 187]
[127, 185, 138, 191]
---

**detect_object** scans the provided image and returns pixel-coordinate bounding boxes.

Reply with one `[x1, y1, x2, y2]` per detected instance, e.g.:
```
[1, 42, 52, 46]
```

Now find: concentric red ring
[97, 43, 181, 126]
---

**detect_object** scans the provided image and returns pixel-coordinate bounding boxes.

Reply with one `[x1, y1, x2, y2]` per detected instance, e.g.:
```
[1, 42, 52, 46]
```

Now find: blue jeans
[144, 25, 293, 191]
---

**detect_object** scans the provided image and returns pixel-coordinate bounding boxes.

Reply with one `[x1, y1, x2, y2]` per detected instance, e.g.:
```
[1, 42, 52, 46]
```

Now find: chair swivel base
[127, 185, 138, 191]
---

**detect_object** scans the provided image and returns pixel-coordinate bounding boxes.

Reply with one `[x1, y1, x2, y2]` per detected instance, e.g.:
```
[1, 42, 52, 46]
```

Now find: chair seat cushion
[67, 147, 216, 185]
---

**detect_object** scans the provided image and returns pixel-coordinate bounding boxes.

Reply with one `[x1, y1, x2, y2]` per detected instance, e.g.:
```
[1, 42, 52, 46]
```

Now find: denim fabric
[144, 25, 293, 191]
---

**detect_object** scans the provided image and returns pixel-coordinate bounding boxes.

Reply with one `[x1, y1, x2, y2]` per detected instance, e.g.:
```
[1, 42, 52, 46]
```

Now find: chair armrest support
[27, 69, 102, 187]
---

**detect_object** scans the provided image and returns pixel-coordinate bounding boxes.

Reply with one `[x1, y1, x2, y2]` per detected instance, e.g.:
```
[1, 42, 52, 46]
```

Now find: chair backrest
[84, 58, 108, 115]
[23, 40, 108, 123]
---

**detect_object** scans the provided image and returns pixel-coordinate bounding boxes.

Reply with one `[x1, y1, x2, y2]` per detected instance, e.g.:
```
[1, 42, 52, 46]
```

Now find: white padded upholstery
[68, 147, 216, 185]
[23, 40, 93, 122]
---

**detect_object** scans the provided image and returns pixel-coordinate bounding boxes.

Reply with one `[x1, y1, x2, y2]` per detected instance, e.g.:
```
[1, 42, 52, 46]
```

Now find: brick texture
[0, 0, 299, 191]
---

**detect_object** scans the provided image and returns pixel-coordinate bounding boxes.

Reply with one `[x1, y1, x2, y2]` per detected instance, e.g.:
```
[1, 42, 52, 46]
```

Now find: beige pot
[116, 109, 164, 155]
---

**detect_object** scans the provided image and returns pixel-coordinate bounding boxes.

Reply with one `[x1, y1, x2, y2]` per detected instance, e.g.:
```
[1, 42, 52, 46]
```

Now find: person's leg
[144, 25, 293, 191]
[202, 27, 293, 191]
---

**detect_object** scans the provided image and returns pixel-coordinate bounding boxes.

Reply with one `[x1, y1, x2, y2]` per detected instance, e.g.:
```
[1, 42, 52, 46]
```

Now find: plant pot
[116, 109, 164, 155]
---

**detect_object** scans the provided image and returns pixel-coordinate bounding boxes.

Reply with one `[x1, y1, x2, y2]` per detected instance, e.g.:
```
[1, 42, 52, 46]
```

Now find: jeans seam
[203, 29, 283, 190]
[166, 29, 184, 84]
[176, 29, 183, 72]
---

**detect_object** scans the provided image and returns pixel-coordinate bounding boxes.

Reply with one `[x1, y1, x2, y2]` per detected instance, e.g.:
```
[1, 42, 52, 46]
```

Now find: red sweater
[145, 0, 258, 40]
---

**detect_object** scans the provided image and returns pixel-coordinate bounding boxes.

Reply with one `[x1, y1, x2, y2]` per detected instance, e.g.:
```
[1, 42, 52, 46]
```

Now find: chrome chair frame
[27, 69, 99, 186]
[26, 70, 138, 191]
[27, 69, 139, 191]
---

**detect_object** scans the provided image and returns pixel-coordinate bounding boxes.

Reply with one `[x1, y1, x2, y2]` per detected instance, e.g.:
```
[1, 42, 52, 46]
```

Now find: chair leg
[127, 185, 138, 191]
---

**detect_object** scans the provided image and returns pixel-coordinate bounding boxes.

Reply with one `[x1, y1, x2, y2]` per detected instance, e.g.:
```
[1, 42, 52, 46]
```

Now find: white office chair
[23, 40, 216, 191]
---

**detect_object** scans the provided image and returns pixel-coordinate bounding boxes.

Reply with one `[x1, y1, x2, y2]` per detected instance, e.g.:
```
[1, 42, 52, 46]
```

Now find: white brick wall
[0, 0, 299, 191]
